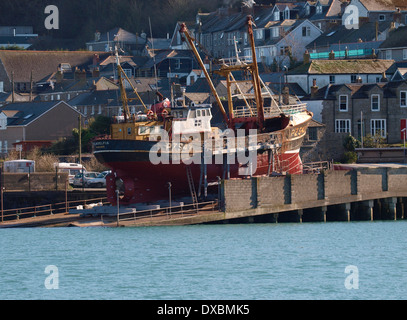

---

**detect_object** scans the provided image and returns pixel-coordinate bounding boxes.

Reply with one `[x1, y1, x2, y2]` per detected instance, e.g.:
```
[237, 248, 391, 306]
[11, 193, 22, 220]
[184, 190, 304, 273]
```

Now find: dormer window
[274, 10, 280, 21]
[316, 5, 322, 14]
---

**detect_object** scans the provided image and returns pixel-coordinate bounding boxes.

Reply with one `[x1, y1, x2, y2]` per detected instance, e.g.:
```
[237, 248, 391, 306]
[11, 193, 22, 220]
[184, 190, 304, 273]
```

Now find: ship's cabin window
[172, 110, 187, 119]
[138, 125, 163, 135]
[127, 127, 132, 135]
[188, 110, 196, 119]
[188, 108, 211, 119]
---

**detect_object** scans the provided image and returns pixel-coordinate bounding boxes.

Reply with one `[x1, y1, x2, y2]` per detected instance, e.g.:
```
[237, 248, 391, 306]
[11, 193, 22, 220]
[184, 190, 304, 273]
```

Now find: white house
[186, 69, 206, 86]
[244, 19, 323, 67]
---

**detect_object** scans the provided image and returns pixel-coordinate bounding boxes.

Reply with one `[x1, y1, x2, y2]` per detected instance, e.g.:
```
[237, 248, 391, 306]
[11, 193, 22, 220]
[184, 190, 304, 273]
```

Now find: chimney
[311, 79, 318, 98]
[92, 67, 100, 78]
[282, 86, 290, 105]
[56, 68, 63, 83]
[74, 68, 87, 83]
[329, 50, 335, 60]
[303, 50, 311, 64]
[381, 72, 388, 82]
[393, 8, 402, 24]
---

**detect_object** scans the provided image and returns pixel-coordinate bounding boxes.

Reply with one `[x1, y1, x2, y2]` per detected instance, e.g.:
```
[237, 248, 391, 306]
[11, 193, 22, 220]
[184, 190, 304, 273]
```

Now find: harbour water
[1, 221, 406, 300]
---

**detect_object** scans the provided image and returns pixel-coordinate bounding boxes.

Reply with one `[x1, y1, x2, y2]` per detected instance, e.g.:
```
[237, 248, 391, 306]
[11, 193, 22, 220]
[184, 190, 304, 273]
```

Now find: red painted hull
[101, 150, 302, 205]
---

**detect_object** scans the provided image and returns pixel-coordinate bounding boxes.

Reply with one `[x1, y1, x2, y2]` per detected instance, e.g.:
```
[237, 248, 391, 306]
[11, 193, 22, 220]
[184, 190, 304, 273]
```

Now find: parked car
[55, 163, 87, 185]
[88, 171, 111, 188]
[73, 172, 100, 187]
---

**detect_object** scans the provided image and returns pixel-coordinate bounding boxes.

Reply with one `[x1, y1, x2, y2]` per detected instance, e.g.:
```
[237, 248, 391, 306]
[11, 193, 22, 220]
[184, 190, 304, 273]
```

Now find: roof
[302, 80, 407, 100]
[0, 50, 110, 83]
[289, 59, 395, 74]
[379, 26, 407, 48]
[357, 0, 407, 11]
[0, 101, 79, 126]
[307, 21, 392, 49]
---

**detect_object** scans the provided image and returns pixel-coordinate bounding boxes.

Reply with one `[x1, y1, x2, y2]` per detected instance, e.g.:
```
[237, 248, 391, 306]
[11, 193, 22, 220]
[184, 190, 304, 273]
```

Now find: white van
[55, 163, 87, 184]
[4, 160, 35, 173]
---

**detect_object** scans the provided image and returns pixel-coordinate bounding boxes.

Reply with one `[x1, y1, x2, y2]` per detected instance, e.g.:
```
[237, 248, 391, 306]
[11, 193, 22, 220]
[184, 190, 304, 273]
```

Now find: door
[401, 119, 407, 141]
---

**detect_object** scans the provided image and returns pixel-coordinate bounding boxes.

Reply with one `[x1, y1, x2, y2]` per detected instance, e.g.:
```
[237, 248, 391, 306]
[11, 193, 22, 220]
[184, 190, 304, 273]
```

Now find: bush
[342, 151, 358, 164]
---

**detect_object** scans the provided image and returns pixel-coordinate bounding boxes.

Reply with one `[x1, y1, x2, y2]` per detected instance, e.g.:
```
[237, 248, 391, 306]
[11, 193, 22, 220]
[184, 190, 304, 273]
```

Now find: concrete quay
[2, 164, 407, 227]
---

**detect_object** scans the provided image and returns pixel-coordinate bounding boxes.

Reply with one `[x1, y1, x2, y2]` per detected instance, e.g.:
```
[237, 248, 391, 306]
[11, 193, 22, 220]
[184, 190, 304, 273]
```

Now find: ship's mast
[179, 23, 230, 126]
[115, 48, 148, 123]
[246, 16, 265, 130]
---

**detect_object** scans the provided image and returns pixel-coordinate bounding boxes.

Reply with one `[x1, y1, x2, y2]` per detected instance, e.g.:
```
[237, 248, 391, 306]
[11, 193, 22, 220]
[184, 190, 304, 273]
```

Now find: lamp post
[167, 182, 172, 214]
[402, 128, 406, 164]
[116, 189, 120, 227]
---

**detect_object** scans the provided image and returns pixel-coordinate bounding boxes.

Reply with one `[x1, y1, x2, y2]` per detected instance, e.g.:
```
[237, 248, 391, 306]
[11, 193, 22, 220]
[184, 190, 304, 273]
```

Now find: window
[271, 27, 279, 38]
[403, 49, 407, 60]
[379, 14, 385, 21]
[386, 50, 392, 60]
[401, 91, 407, 107]
[351, 75, 357, 83]
[371, 94, 380, 111]
[175, 59, 181, 70]
[308, 127, 318, 141]
[302, 26, 311, 37]
[335, 119, 351, 133]
[339, 95, 348, 111]
[274, 11, 280, 21]
[255, 29, 264, 40]
[316, 5, 322, 14]
[329, 75, 335, 84]
[371, 119, 386, 138]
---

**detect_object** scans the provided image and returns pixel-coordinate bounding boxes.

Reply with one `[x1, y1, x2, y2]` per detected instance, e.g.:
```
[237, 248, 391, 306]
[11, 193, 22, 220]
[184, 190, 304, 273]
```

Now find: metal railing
[1, 197, 108, 222]
[114, 200, 219, 225]
[233, 103, 307, 118]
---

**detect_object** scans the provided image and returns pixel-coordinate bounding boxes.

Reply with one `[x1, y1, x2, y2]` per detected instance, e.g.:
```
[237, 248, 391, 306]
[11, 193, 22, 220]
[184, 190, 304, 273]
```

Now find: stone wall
[2, 172, 69, 191]
[222, 167, 407, 212]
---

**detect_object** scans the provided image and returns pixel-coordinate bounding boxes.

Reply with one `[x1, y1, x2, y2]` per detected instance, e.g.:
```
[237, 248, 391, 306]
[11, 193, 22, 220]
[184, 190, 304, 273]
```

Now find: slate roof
[307, 21, 392, 50]
[0, 50, 110, 83]
[379, 26, 407, 49]
[302, 80, 407, 101]
[0, 101, 79, 126]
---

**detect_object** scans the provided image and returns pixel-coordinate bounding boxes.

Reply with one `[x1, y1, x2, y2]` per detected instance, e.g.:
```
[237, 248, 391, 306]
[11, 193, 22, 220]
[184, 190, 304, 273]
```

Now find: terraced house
[303, 80, 407, 160]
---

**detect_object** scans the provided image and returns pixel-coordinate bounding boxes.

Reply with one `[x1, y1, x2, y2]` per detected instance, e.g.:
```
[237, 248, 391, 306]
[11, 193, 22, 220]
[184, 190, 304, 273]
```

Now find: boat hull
[94, 139, 304, 205]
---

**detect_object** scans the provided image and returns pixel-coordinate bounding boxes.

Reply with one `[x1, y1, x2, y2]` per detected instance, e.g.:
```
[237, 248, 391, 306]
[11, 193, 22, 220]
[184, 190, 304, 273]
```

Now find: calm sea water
[1, 221, 407, 300]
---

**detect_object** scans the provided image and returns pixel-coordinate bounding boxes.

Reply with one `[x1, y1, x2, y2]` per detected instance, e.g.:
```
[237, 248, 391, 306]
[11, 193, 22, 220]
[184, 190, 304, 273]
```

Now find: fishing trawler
[93, 16, 313, 206]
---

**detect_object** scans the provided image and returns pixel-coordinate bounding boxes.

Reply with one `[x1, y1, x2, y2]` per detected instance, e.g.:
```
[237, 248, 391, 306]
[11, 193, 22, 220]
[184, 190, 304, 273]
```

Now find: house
[139, 50, 199, 81]
[244, 19, 323, 67]
[378, 26, 407, 62]
[287, 59, 395, 94]
[0, 26, 38, 49]
[303, 0, 344, 32]
[306, 21, 397, 56]
[348, 0, 407, 24]
[0, 50, 110, 93]
[86, 28, 149, 55]
[186, 69, 206, 86]
[0, 101, 83, 155]
[302, 80, 407, 160]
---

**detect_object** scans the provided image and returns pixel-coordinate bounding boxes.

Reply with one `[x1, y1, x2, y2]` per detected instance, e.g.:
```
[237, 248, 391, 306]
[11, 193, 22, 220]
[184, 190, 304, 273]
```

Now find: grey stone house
[302, 80, 407, 160]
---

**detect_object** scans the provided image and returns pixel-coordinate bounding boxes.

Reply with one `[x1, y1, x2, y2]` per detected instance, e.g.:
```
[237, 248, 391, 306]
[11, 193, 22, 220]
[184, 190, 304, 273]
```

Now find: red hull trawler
[93, 16, 313, 206]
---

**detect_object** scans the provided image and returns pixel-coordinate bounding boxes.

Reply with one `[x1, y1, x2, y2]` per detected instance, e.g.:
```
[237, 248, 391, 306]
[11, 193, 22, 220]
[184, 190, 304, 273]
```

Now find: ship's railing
[233, 103, 307, 118]
[218, 56, 252, 66]
[166, 131, 283, 155]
